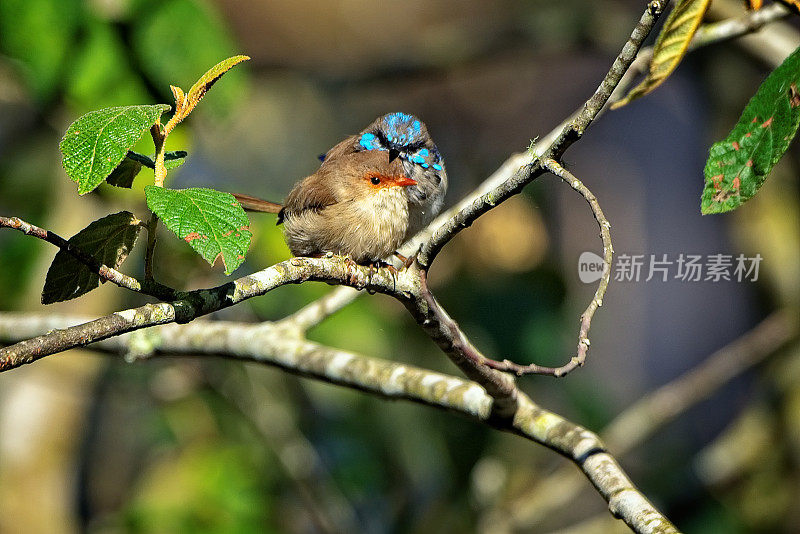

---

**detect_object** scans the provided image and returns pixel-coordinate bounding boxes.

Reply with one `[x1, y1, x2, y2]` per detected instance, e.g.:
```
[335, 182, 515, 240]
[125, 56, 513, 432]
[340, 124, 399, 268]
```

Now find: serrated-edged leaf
[60, 104, 170, 194]
[42, 211, 141, 304]
[612, 0, 711, 109]
[145, 186, 252, 274]
[164, 150, 188, 170]
[702, 46, 800, 214]
[107, 157, 143, 188]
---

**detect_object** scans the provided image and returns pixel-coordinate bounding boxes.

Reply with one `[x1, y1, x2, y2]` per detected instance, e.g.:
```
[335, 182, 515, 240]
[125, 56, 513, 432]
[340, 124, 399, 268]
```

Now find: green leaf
[106, 157, 144, 188]
[702, 46, 800, 214]
[60, 104, 170, 194]
[42, 211, 142, 304]
[145, 186, 252, 274]
[612, 0, 711, 109]
[164, 150, 188, 170]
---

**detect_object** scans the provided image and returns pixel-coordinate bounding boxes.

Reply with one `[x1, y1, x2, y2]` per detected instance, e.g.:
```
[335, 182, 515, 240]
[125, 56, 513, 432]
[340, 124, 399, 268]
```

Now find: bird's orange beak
[393, 175, 417, 187]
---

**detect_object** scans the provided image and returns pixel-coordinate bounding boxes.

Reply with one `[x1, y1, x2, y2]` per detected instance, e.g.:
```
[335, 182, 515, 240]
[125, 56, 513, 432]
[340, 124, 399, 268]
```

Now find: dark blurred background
[1, 0, 799, 532]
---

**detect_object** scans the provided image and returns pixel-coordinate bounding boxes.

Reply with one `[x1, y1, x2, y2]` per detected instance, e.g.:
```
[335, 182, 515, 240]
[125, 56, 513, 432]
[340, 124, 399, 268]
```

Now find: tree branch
[0, 215, 175, 300]
[469, 160, 613, 376]
[0, 256, 410, 373]
[490, 309, 797, 531]
[0, 314, 678, 533]
[416, 0, 668, 270]
[608, 2, 792, 110]
[281, 286, 361, 332]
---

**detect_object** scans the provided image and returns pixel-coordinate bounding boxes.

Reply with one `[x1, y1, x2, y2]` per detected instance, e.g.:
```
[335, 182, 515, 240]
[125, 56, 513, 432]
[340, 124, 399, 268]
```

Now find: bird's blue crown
[358, 112, 444, 172]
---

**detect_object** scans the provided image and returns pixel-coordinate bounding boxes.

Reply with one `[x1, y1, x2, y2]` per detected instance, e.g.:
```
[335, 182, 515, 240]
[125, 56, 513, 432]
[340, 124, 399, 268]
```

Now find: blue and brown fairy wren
[234, 112, 447, 264]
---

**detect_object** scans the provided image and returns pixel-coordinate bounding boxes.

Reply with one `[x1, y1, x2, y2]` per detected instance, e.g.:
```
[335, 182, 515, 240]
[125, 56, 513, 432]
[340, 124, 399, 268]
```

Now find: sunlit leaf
[42, 211, 141, 304]
[179, 55, 249, 121]
[170, 84, 187, 117]
[144, 186, 252, 274]
[612, 0, 711, 109]
[60, 104, 170, 194]
[702, 46, 800, 214]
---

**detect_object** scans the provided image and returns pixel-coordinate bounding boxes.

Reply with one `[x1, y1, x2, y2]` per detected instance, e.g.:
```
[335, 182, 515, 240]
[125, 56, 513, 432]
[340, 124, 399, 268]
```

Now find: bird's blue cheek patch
[359, 133, 381, 151]
[432, 163, 443, 171]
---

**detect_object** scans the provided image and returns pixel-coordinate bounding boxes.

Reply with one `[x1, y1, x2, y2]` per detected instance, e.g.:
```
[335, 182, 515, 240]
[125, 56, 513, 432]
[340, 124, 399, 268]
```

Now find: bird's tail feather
[232, 193, 283, 214]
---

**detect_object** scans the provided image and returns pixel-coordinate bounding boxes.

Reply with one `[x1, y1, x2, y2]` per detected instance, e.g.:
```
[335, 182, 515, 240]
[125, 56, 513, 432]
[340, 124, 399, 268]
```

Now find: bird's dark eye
[370, 176, 381, 185]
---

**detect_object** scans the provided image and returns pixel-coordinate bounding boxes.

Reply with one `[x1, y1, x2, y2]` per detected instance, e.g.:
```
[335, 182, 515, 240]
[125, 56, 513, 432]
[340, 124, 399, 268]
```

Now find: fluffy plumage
[234, 113, 447, 263]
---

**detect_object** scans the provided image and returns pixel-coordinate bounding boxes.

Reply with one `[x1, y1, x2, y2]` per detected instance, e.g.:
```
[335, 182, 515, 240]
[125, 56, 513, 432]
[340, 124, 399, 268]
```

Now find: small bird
[235, 112, 447, 264]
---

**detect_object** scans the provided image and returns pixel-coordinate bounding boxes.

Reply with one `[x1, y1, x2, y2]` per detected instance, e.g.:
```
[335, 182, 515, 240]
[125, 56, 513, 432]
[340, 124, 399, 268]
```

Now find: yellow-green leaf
[170, 84, 187, 117]
[168, 55, 249, 129]
[612, 0, 711, 109]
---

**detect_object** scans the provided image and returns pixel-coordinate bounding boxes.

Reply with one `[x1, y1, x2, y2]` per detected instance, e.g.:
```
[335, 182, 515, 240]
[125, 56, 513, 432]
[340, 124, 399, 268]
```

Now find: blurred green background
[1, 0, 799, 532]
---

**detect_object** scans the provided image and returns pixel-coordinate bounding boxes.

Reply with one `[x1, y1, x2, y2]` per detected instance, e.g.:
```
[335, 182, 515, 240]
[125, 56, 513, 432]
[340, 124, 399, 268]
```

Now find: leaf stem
[125, 150, 156, 169]
[150, 123, 168, 187]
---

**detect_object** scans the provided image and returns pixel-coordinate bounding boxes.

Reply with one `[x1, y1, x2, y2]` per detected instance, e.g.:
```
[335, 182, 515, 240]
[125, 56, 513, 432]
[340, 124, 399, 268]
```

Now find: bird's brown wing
[281, 171, 341, 223]
[320, 134, 359, 163]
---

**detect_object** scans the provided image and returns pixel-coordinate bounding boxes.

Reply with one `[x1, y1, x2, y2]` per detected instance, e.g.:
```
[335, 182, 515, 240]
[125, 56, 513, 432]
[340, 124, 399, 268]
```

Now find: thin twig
[0, 215, 176, 300]
[417, 0, 668, 269]
[466, 160, 612, 376]
[280, 286, 361, 332]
